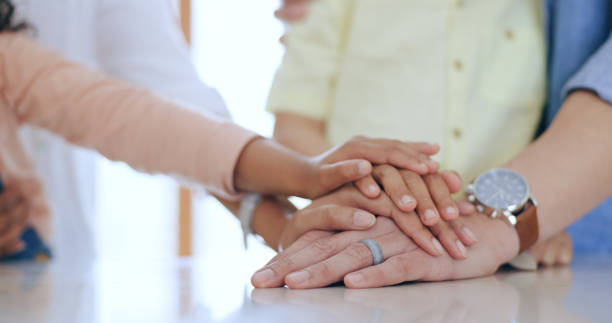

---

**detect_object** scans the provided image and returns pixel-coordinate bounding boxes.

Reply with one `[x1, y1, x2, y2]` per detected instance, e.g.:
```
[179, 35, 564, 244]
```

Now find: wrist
[251, 197, 292, 251]
[474, 213, 520, 265]
[234, 137, 313, 197]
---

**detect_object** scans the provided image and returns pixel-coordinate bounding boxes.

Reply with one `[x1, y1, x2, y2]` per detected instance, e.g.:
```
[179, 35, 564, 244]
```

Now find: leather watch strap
[515, 203, 539, 252]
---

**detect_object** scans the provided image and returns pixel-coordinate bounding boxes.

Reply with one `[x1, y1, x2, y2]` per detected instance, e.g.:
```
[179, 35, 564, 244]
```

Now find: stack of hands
[250, 136, 522, 289]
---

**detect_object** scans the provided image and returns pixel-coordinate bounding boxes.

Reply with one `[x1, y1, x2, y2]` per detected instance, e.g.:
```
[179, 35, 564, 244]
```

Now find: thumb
[314, 160, 371, 197]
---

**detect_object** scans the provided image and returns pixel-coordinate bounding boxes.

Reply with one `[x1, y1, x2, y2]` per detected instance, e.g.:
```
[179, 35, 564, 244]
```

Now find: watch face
[473, 169, 529, 211]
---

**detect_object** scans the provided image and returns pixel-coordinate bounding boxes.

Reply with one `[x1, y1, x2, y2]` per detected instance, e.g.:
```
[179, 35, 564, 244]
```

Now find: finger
[391, 209, 444, 257]
[372, 165, 416, 212]
[274, 3, 308, 21]
[344, 251, 430, 288]
[457, 201, 476, 216]
[414, 142, 440, 155]
[429, 221, 468, 259]
[335, 138, 429, 174]
[285, 232, 414, 289]
[424, 174, 459, 221]
[440, 170, 463, 194]
[401, 171, 440, 226]
[354, 175, 380, 198]
[449, 220, 478, 247]
[252, 230, 366, 288]
[265, 230, 332, 266]
[281, 206, 376, 248]
[317, 160, 372, 195]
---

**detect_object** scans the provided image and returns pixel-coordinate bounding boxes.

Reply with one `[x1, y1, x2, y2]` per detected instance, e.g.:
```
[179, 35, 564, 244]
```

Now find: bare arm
[505, 91, 612, 242]
[274, 113, 331, 156]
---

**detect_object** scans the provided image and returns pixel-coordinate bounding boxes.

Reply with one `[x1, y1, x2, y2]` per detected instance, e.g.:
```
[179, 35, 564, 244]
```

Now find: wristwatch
[465, 168, 539, 253]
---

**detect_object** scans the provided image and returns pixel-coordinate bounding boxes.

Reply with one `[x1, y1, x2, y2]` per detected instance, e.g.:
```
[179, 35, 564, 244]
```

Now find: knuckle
[388, 255, 413, 274]
[274, 256, 297, 273]
[312, 238, 336, 255]
[345, 243, 374, 265]
[301, 231, 325, 243]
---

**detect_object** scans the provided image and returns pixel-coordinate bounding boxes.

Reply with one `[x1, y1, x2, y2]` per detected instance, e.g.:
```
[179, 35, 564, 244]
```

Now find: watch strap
[515, 202, 539, 253]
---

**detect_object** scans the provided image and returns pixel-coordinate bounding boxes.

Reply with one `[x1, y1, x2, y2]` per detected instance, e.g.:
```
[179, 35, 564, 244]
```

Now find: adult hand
[355, 165, 474, 225]
[304, 136, 440, 199]
[252, 211, 519, 289]
[353, 166, 476, 259]
[277, 203, 376, 252]
[234, 136, 438, 200]
[0, 183, 28, 257]
[252, 186, 484, 288]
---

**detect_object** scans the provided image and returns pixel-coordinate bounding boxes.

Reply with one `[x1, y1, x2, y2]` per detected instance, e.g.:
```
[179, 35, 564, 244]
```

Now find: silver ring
[360, 238, 384, 266]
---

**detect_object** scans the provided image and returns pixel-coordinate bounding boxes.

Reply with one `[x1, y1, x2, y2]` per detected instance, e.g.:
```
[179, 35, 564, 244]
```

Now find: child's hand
[356, 165, 477, 259]
[305, 136, 440, 199]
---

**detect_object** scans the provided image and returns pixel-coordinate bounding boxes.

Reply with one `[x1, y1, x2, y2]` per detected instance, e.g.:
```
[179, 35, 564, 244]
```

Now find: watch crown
[506, 214, 517, 226]
[465, 184, 475, 194]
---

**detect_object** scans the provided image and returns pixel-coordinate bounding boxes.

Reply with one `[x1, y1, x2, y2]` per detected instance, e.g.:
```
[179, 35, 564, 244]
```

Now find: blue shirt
[543, 0, 612, 254]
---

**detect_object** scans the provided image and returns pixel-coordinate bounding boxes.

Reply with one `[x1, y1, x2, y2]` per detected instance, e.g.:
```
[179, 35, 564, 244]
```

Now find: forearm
[504, 91, 612, 242]
[274, 113, 331, 156]
[233, 138, 313, 197]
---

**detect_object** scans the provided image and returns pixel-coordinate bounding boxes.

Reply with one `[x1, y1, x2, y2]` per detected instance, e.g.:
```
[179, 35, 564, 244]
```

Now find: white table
[1, 255, 611, 323]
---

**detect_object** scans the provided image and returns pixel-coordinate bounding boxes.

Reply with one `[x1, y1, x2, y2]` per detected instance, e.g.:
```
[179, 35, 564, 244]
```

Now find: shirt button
[453, 60, 463, 71]
[453, 128, 463, 139]
[505, 29, 514, 40]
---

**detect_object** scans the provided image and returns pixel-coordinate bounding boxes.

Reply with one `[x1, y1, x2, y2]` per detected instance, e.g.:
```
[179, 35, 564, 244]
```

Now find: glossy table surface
[1, 255, 611, 323]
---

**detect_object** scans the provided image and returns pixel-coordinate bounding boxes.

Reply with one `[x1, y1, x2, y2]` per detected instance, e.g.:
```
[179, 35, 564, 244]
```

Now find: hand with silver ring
[360, 238, 384, 266]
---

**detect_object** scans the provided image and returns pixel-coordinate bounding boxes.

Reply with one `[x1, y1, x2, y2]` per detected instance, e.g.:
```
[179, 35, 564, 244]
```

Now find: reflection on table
[0, 255, 610, 323]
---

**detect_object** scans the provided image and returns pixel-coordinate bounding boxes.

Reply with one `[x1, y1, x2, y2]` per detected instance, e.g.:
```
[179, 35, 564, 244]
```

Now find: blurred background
[93, 1, 284, 320]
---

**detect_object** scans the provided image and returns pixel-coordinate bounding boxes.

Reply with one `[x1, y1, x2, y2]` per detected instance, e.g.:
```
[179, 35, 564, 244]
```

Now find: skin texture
[253, 91, 612, 288]
[233, 136, 439, 199]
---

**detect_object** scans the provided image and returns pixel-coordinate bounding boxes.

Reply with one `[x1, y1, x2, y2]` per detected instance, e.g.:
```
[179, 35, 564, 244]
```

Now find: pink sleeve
[0, 34, 258, 200]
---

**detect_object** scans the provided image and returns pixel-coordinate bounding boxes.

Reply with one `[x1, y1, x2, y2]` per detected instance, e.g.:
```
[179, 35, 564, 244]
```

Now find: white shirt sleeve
[94, 0, 231, 119]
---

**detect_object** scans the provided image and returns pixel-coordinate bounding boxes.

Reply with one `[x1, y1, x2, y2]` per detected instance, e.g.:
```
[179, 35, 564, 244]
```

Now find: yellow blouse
[267, 0, 546, 182]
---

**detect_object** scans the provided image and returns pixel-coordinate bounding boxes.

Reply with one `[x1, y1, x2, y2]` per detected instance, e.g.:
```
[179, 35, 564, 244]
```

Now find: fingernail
[358, 161, 371, 175]
[286, 270, 310, 285]
[463, 227, 478, 243]
[456, 240, 467, 258]
[432, 238, 444, 255]
[367, 185, 379, 195]
[445, 206, 459, 218]
[423, 209, 438, 221]
[353, 211, 375, 227]
[345, 273, 364, 286]
[401, 195, 416, 208]
[252, 269, 274, 286]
